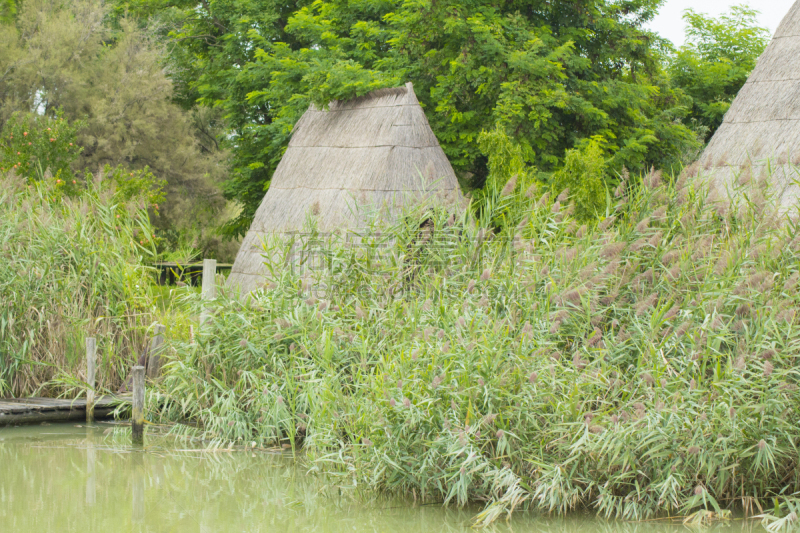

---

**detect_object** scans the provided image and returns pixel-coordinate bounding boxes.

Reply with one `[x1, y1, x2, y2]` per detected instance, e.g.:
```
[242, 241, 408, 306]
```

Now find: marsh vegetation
[0, 171, 156, 396]
[145, 168, 800, 526]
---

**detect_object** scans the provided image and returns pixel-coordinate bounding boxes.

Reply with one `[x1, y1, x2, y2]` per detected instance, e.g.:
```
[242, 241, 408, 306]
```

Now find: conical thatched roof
[698, 1, 800, 207]
[228, 82, 462, 294]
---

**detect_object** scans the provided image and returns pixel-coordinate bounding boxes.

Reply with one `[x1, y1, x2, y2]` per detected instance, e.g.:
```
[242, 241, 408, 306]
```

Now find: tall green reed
[0, 170, 156, 396]
[151, 167, 800, 526]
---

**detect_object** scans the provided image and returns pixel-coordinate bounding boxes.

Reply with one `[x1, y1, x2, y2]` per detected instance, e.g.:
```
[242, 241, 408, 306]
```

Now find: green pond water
[0, 423, 768, 533]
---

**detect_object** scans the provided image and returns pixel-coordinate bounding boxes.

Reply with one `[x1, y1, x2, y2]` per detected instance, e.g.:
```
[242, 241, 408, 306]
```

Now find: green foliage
[477, 125, 534, 192]
[0, 0, 233, 260]
[133, 0, 700, 236]
[0, 111, 83, 184]
[0, 168, 157, 397]
[383, 0, 694, 175]
[669, 5, 770, 141]
[101, 165, 165, 209]
[0, 111, 165, 210]
[550, 139, 609, 221]
[150, 166, 800, 524]
[0, 0, 15, 23]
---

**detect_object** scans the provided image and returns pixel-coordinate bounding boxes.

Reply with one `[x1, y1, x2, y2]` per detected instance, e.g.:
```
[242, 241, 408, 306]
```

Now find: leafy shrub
[550, 139, 609, 222]
[0, 111, 83, 185]
[0, 169, 157, 396]
[100, 164, 165, 212]
[477, 126, 534, 193]
[0, 111, 164, 209]
[151, 168, 800, 525]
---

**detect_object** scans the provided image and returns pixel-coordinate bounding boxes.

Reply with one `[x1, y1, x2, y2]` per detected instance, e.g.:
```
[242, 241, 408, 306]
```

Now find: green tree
[669, 5, 769, 141]
[130, 0, 700, 236]
[0, 0, 234, 258]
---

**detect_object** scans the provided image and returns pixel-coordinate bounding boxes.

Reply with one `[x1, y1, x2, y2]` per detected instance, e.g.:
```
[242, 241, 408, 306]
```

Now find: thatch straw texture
[228, 82, 462, 294]
[698, 1, 800, 207]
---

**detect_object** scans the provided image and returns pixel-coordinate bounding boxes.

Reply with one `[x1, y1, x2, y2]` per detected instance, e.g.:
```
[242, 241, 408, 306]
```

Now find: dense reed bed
[0, 171, 155, 396]
[152, 168, 800, 525]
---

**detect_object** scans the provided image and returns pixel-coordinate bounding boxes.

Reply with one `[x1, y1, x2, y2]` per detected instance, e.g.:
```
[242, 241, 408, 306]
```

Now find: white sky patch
[647, 0, 795, 46]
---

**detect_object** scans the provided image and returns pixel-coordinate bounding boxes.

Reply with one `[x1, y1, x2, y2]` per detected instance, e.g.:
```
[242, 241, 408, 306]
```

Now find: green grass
[0, 172, 157, 396]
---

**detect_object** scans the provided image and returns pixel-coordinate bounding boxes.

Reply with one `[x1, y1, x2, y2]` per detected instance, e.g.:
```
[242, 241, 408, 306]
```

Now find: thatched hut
[227, 82, 462, 294]
[698, 1, 800, 208]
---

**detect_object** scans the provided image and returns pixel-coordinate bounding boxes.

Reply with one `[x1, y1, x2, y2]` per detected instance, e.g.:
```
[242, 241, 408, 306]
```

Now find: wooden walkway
[0, 396, 123, 426]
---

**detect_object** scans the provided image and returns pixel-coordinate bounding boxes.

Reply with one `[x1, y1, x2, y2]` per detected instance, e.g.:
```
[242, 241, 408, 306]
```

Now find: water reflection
[0, 424, 773, 533]
[85, 433, 95, 507]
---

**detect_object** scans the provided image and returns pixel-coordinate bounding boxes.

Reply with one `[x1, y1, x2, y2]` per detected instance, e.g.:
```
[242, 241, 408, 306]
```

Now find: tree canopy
[134, 0, 706, 236]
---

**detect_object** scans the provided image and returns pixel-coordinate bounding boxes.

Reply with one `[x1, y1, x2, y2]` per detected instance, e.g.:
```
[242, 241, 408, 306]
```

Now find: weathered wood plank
[0, 398, 77, 405]
[0, 397, 118, 408]
[0, 395, 128, 426]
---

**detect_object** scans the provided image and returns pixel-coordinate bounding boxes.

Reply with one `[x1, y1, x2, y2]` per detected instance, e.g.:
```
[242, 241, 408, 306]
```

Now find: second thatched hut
[697, 1, 800, 208]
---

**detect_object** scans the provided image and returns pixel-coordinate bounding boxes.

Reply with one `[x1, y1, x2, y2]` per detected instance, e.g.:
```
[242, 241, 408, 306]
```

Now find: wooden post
[86, 337, 96, 423]
[132, 365, 145, 445]
[145, 324, 166, 379]
[200, 258, 217, 327]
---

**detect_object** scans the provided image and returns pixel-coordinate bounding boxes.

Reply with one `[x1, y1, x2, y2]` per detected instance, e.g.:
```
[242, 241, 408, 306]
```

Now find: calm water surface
[0, 423, 768, 533]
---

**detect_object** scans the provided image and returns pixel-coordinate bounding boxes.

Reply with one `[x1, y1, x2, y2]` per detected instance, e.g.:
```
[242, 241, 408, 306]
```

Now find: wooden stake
[132, 365, 145, 444]
[145, 324, 166, 379]
[86, 337, 96, 423]
[200, 258, 217, 327]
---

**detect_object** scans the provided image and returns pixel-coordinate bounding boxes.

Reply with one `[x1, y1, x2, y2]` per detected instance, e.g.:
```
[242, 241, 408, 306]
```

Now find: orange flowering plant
[0, 110, 83, 190]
